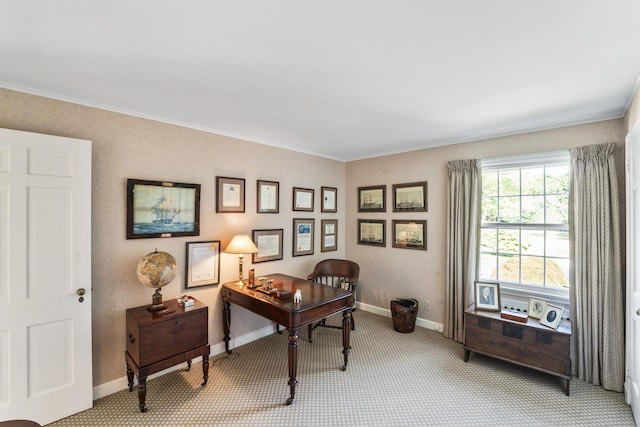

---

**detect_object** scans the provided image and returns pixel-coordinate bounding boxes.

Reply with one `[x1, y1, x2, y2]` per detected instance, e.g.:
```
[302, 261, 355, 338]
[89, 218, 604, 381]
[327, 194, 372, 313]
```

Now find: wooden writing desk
[221, 273, 353, 405]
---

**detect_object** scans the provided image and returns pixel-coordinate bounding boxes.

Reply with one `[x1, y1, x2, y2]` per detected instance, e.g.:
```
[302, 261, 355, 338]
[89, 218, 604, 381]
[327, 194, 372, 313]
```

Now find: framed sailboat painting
[127, 179, 201, 239]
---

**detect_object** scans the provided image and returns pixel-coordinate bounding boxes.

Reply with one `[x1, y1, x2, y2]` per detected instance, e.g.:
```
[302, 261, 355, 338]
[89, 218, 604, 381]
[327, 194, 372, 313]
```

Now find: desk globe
[136, 250, 177, 312]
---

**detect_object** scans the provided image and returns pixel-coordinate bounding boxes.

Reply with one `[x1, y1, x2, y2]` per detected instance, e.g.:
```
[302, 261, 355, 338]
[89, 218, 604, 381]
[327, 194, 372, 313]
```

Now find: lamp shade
[224, 234, 258, 254]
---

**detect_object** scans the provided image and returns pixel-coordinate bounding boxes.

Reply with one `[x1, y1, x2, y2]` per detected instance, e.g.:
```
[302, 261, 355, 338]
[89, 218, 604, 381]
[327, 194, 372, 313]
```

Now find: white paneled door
[0, 128, 92, 425]
[626, 122, 640, 423]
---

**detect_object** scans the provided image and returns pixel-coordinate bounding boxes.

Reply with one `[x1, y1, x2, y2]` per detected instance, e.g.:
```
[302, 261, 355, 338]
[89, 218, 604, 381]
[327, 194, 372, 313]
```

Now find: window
[479, 151, 570, 298]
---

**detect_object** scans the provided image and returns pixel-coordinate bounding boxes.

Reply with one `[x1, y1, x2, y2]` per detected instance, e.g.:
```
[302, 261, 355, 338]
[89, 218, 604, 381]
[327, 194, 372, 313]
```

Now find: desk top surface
[222, 273, 352, 312]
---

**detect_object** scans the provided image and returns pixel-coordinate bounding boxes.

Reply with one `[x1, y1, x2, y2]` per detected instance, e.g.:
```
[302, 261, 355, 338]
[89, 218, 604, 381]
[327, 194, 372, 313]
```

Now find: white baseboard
[93, 303, 443, 400]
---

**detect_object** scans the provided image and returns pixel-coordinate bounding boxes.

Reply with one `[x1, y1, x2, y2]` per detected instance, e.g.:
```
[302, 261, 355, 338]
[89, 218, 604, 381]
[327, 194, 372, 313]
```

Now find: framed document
[321, 219, 338, 252]
[185, 241, 220, 288]
[252, 229, 284, 263]
[293, 218, 314, 256]
[257, 180, 279, 213]
[216, 176, 245, 213]
[321, 186, 337, 213]
[293, 187, 314, 211]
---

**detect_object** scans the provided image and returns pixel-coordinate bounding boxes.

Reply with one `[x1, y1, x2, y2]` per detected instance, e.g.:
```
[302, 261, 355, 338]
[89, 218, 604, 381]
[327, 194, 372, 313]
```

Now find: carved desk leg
[341, 309, 351, 371]
[202, 353, 209, 386]
[126, 362, 134, 392]
[137, 376, 147, 413]
[286, 329, 299, 405]
[222, 299, 231, 354]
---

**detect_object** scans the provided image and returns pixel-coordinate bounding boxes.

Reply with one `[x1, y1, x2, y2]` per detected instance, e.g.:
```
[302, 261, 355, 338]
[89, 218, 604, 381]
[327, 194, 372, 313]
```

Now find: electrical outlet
[424, 300, 431, 311]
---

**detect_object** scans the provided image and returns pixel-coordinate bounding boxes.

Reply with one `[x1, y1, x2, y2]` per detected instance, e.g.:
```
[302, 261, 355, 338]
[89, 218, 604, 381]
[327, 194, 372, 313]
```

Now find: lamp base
[236, 280, 245, 287]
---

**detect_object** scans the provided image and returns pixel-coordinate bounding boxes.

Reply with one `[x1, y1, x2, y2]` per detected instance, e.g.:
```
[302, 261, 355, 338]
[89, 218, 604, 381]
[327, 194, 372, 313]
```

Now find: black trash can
[390, 298, 419, 333]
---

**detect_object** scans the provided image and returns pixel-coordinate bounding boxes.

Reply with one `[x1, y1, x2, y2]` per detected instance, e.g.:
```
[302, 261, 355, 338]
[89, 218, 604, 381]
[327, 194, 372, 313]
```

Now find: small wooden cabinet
[464, 304, 571, 395]
[125, 298, 210, 412]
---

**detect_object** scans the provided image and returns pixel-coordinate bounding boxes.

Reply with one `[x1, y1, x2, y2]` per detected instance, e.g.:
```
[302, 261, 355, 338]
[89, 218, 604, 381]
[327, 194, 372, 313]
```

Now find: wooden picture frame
[216, 176, 245, 213]
[257, 180, 279, 213]
[392, 220, 427, 250]
[528, 297, 548, 320]
[126, 178, 200, 239]
[357, 219, 385, 247]
[321, 219, 338, 252]
[392, 181, 428, 212]
[539, 304, 564, 330]
[474, 281, 501, 311]
[252, 228, 284, 263]
[185, 241, 220, 288]
[293, 187, 314, 211]
[321, 186, 337, 213]
[293, 218, 315, 256]
[358, 185, 386, 212]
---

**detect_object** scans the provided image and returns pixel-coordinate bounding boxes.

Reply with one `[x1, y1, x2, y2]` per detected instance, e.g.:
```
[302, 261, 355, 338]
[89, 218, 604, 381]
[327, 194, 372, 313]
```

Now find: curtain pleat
[569, 142, 624, 392]
[444, 159, 480, 342]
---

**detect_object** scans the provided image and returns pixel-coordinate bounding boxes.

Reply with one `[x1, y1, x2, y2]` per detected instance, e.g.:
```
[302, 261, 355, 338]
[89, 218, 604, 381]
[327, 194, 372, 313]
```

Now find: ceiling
[2, 1, 639, 161]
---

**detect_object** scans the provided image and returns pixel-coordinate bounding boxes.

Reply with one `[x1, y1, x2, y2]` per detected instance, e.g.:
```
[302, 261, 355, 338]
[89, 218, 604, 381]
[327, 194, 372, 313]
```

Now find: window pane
[521, 167, 544, 195]
[546, 195, 568, 224]
[482, 170, 498, 197]
[498, 197, 520, 222]
[521, 229, 544, 256]
[546, 258, 569, 288]
[499, 169, 520, 196]
[479, 253, 497, 280]
[480, 228, 497, 253]
[546, 165, 569, 194]
[482, 197, 498, 222]
[521, 195, 544, 223]
[520, 256, 544, 285]
[497, 255, 519, 282]
[498, 228, 519, 254]
[546, 230, 569, 257]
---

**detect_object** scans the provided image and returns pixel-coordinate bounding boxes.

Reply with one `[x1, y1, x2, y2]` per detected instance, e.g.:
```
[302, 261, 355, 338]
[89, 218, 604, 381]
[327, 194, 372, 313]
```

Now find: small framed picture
[293, 187, 314, 212]
[257, 180, 279, 213]
[474, 281, 500, 311]
[293, 218, 315, 256]
[185, 241, 220, 288]
[252, 229, 284, 263]
[392, 220, 427, 250]
[216, 176, 245, 213]
[358, 219, 386, 247]
[321, 186, 337, 213]
[321, 219, 338, 252]
[528, 297, 548, 320]
[358, 185, 386, 212]
[539, 304, 564, 330]
[393, 181, 427, 212]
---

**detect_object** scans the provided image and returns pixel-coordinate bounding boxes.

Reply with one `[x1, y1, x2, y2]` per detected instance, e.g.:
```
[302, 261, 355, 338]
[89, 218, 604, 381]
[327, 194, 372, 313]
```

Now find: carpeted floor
[49, 311, 635, 426]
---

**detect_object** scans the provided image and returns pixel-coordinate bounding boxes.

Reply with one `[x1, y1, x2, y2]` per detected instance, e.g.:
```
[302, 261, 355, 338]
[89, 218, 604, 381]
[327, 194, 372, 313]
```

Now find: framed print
[321, 186, 337, 213]
[257, 180, 279, 213]
[392, 181, 428, 212]
[252, 228, 284, 263]
[216, 176, 245, 213]
[126, 178, 200, 239]
[358, 219, 385, 247]
[321, 219, 338, 252]
[474, 281, 501, 311]
[293, 218, 315, 256]
[539, 304, 564, 330]
[392, 220, 427, 250]
[293, 187, 314, 211]
[358, 185, 386, 212]
[528, 297, 548, 320]
[185, 241, 220, 288]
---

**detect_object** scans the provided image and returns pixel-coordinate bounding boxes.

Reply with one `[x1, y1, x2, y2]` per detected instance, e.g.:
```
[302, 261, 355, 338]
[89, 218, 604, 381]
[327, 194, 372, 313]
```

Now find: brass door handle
[77, 288, 86, 303]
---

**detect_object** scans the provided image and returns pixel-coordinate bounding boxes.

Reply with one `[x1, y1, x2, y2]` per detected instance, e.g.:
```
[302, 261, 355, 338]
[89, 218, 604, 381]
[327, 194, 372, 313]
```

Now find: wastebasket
[390, 298, 419, 333]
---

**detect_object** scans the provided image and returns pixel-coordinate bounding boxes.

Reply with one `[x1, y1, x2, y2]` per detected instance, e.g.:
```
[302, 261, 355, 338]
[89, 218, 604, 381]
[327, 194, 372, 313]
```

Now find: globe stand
[147, 288, 167, 313]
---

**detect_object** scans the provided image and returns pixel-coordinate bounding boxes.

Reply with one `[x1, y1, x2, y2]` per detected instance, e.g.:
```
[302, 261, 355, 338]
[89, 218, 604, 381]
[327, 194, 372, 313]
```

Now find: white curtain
[569, 142, 624, 392]
[444, 159, 480, 342]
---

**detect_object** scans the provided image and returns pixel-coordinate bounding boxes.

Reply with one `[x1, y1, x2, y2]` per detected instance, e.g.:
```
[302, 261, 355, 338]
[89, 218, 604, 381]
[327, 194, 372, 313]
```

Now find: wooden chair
[306, 259, 360, 343]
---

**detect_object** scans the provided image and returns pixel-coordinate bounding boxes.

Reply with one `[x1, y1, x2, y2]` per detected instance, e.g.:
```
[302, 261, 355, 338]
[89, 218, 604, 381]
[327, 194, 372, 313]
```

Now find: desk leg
[202, 353, 209, 386]
[286, 329, 299, 405]
[126, 362, 134, 392]
[223, 300, 231, 354]
[341, 309, 352, 371]
[137, 376, 147, 413]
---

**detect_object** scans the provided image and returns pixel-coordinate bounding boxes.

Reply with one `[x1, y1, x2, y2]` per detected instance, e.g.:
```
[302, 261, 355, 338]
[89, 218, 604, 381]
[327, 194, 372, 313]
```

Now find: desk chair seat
[307, 259, 359, 343]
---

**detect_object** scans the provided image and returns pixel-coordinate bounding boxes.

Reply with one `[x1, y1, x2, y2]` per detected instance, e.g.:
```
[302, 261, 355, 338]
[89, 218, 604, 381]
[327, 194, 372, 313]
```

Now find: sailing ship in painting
[152, 195, 181, 224]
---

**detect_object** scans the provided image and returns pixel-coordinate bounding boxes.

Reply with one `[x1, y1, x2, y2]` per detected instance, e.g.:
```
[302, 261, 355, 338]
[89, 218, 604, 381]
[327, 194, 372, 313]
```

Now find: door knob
[77, 288, 86, 303]
[636, 309, 640, 316]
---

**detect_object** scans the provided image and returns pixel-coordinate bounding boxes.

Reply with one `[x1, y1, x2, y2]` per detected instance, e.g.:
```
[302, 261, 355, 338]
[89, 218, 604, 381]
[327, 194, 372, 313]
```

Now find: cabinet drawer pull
[128, 333, 136, 344]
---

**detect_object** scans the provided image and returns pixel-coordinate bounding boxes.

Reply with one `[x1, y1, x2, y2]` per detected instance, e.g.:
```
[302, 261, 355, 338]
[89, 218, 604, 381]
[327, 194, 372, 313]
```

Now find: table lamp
[224, 234, 258, 286]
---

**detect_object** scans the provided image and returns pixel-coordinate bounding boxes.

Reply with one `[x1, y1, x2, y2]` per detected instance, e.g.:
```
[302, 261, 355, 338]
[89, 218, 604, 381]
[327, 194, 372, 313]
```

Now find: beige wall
[345, 119, 626, 325]
[0, 88, 346, 388]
